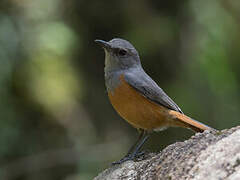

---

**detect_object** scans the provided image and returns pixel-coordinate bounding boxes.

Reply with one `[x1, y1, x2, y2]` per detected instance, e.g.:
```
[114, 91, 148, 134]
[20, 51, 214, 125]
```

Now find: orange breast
[108, 75, 176, 130]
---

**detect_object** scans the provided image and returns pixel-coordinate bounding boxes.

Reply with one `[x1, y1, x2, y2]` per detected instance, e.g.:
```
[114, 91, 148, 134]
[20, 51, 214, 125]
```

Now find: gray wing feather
[124, 69, 183, 113]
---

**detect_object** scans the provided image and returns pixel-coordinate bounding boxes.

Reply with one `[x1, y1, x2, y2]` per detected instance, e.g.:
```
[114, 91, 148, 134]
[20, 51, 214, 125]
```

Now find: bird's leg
[128, 130, 150, 159]
[126, 129, 145, 155]
[112, 129, 150, 165]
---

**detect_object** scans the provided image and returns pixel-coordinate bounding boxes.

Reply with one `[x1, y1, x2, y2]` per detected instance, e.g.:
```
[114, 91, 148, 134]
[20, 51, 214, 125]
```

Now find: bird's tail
[170, 111, 215, 133]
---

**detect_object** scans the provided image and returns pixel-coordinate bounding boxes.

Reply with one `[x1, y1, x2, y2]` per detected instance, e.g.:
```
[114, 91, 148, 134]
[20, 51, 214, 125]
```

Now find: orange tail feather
[170, 111, 214, 133]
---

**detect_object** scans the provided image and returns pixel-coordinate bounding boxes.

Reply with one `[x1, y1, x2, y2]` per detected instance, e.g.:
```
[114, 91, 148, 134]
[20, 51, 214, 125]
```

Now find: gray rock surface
[94, 126, 240, 180]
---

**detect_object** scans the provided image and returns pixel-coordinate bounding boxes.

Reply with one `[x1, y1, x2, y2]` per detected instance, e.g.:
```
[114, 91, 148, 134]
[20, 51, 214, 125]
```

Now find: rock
[94, 126, 240, 180]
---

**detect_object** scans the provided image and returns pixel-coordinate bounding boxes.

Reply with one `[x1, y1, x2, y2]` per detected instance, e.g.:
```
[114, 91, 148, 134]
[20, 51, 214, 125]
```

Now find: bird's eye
[118, 49, 127, 56]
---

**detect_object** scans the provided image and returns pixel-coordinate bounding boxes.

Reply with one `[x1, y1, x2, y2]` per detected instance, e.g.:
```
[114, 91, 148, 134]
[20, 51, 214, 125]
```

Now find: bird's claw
[111, 151, 146, 165]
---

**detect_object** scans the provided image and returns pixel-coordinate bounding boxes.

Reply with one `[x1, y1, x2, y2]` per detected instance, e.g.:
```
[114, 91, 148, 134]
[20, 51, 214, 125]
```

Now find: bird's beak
[95, 39, 111, 50]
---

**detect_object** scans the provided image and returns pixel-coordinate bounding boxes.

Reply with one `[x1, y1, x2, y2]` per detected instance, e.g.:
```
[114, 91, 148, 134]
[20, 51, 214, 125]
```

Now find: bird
[95, 38, 214, 164]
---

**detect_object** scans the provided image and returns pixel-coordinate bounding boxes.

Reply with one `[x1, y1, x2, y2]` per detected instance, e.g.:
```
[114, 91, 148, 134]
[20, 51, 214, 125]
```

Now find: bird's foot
[111, 151, 146, 165]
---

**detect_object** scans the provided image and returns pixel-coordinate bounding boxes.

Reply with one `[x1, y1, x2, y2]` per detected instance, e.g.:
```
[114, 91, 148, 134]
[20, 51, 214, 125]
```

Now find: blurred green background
[0, 0, 240, 179]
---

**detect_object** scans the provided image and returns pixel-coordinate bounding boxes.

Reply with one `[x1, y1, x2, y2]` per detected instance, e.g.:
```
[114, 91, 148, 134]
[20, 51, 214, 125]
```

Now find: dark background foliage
[0, 0, 239, 179]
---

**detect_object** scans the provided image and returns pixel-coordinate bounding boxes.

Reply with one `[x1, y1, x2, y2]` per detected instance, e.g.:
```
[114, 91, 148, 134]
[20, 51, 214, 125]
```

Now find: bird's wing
[124, 69, 183, 113]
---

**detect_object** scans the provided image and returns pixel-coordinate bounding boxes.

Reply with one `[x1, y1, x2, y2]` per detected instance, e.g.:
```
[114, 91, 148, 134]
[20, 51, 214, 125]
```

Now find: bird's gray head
[95, 38, 141, 73]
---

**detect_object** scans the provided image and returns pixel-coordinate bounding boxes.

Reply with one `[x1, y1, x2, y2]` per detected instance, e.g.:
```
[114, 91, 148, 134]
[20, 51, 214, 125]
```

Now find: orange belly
[108, 75, 182, 130]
